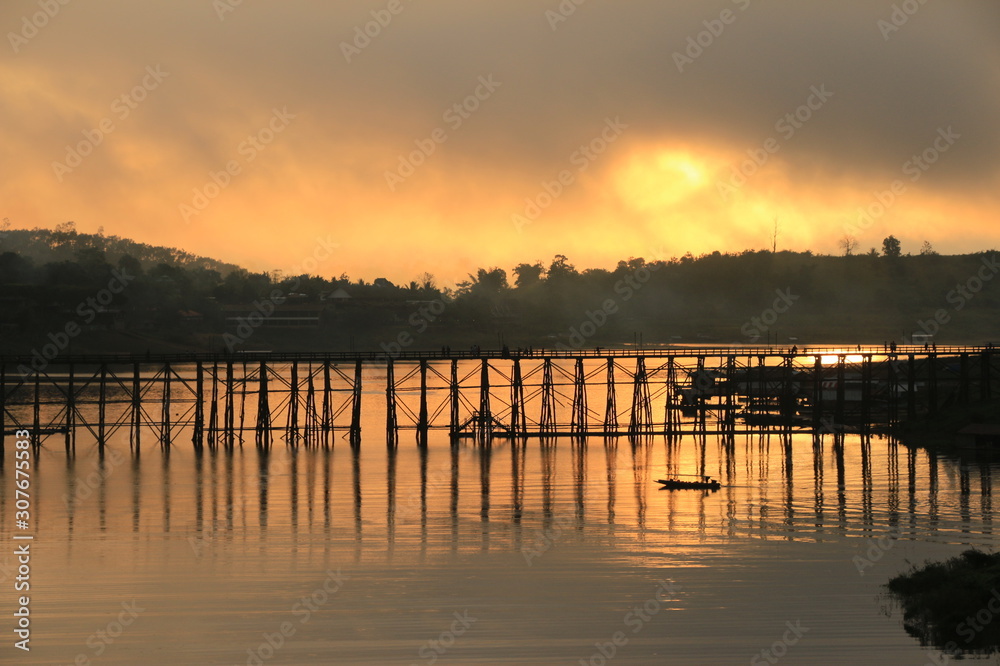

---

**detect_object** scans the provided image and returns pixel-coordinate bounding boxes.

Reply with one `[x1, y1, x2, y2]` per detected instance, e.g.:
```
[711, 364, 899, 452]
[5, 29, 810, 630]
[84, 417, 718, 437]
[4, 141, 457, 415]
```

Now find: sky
[3, 0, 999, 285]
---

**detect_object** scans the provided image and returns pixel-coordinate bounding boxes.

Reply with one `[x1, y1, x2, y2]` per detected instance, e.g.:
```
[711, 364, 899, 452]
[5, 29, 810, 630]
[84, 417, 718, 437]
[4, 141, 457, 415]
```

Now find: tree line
[1, 224, 997, 351]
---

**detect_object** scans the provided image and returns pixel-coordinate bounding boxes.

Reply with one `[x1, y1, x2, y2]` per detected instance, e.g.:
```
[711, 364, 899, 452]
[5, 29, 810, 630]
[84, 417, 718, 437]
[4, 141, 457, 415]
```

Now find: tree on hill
[882, 235, 901, 258]
[513, 262, 544, 289]
[838, 234, 858, 256]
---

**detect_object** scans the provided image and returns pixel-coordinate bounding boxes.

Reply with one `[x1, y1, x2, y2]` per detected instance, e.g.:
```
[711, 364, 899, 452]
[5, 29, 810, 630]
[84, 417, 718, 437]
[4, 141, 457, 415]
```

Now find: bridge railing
[1, 344, 994, 366]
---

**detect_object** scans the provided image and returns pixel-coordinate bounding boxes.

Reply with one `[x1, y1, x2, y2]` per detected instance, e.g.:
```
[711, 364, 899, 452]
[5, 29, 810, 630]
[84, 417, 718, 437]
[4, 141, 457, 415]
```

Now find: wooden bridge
[1, 345, 996, 453]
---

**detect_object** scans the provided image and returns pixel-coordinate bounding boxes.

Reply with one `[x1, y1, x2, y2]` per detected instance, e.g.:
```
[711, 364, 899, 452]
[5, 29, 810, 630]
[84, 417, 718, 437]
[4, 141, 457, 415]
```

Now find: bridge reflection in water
[37, 431, 997, 562]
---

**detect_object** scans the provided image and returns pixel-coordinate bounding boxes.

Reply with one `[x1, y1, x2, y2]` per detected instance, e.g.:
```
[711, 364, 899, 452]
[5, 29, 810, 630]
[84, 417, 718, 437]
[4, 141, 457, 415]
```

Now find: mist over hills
[0, 221, 242, 275]
[1, 224, 997, 354]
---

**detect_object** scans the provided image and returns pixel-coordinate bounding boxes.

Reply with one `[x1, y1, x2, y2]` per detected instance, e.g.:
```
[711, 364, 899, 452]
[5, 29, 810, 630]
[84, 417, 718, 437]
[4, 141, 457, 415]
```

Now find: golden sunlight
[613, 148, 712, 211]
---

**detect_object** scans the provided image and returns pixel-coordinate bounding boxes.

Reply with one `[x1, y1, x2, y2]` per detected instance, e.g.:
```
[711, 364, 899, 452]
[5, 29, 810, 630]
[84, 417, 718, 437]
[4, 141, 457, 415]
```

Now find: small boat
[655, 476, 721, 490]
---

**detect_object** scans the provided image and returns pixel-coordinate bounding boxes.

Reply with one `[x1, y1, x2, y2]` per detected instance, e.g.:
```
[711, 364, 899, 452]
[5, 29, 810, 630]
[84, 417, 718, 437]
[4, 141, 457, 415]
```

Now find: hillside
[0, 221, 241, 275]
[0, 225, 998, 354]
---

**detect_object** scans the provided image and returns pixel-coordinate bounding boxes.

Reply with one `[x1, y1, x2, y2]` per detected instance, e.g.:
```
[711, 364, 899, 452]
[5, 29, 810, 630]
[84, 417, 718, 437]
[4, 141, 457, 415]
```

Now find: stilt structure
[0, 346, 995, 449]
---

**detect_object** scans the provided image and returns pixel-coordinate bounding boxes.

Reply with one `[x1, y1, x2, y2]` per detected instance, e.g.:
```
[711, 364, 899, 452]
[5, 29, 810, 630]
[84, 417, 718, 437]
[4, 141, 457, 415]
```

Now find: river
[1, 361, 998, 665]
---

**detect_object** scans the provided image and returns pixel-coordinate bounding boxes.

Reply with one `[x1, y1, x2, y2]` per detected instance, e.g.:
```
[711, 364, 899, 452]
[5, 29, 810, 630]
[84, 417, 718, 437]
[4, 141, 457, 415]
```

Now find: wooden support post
[449, 359, 460, 439]
[959, 353, 970, 403]
[256, 361, 271, 450]
[754, 355, 764, 416]
[725, 355, 736, 433]
[32, 371, 40, 440]
[237, 361, 247, 448]
[860, 355, 872, 430]
[161, 362, 172, 448]
[887, 356, 898, 428]
[305, 363, 317, 448]
[628, 356, 651, 436]
[194, 362, 204, 451]
[386, 360, 398, 449]
[812, 355, 822, 433]
[605, 357, 618, 432]
[540, 359, 555, 434]
[511, 358, 526, 437]
[835, 356, 845, 427]
[97, 364, 107, 453]
[323, 362, 333, 447]
[225, 361, 235, 449]
[781, 355, 794, 419]
[66, 363, 75, 454]
[417, 360, 429, 447]
[0, 365, 5, 459]
[666, 357, 677, 434]
[478, 359, 491, 441]
[208, 362, 219, 450]
[288, 361, 300, 447]
[571, 357, 587, 436]
[927, 352, 938, 416]
[696, 355, 707, 431]
[982, 351, 993, 401]
[131, 362, 141, 453]
[350, 360, 362, 447]
[907, 355, 916, 420]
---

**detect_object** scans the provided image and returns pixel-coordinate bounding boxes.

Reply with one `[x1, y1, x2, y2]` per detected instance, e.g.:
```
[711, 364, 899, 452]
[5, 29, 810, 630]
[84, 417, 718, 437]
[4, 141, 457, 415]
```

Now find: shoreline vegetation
[885, 550, 1000, 657]
[1, 224, 998, 356]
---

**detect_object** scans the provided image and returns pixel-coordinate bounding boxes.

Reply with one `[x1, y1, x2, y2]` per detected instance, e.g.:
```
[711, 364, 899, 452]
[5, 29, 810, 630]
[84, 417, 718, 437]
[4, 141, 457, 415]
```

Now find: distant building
[221, 303, 327, 328]
[324, 287, 352, 301]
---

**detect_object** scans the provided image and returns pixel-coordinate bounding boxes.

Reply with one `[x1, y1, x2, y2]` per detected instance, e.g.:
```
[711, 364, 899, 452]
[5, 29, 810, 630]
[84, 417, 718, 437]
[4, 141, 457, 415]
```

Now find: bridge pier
[0, 347, 995, 450]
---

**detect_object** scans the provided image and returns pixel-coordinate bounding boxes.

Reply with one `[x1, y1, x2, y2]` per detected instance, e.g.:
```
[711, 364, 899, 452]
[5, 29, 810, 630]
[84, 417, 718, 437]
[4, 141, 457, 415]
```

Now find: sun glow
[614, 148, 712, 211]
[820, 354, 867, 365]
